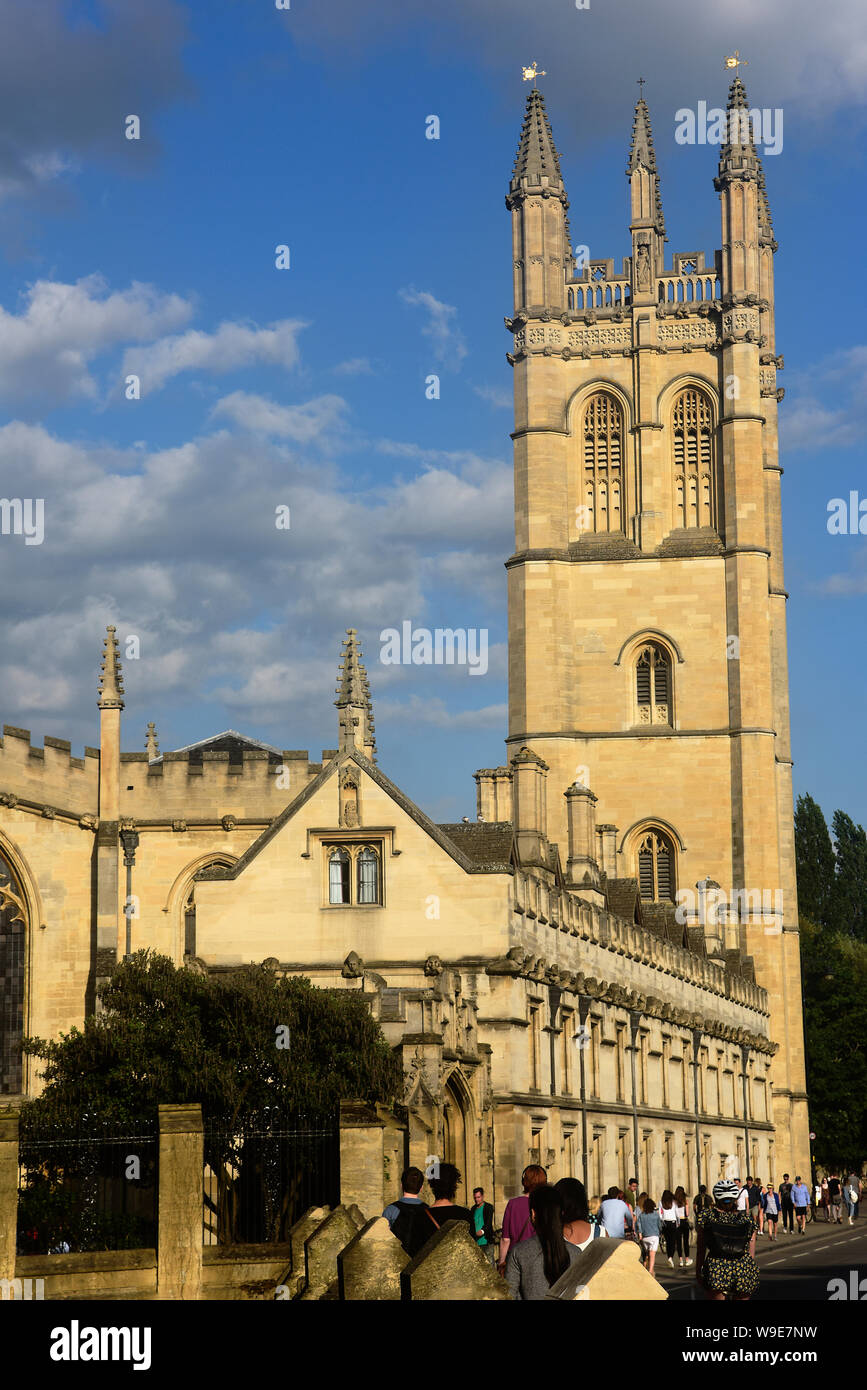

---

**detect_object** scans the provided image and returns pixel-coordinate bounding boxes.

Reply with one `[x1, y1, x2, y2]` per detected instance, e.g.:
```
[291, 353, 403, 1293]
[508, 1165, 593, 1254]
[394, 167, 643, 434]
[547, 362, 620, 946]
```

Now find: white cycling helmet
[713, 1180, 740, 1202]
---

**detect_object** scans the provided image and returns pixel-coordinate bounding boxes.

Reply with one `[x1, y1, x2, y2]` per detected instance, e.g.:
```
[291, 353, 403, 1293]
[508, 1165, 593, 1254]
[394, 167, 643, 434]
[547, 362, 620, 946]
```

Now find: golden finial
[723, 51, 748, 79]
[522, 62, 546, 88]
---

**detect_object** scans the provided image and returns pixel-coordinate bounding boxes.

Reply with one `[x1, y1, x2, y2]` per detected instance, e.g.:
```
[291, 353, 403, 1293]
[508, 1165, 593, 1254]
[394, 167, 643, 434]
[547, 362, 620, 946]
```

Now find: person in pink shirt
[497, 1165, 547, 1275]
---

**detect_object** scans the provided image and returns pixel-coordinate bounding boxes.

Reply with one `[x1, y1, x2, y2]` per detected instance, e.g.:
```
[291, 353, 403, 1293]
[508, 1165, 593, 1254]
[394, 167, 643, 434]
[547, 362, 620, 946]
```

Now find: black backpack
[390, 1201, 432, 1259]
[703, 1214, 752, 1260]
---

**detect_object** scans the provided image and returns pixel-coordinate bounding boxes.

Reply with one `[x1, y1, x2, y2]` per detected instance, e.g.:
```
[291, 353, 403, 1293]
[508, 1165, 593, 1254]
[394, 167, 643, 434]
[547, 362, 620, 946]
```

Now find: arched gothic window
[672, 388, 716, 529]
[0, 852, 27, 1094]
[635, 643, 672, 725]
[356, 846, 381, 905]
[328, 848, 352, 905]
[582, 392, 624, 534]
[636, 829, 675, 902]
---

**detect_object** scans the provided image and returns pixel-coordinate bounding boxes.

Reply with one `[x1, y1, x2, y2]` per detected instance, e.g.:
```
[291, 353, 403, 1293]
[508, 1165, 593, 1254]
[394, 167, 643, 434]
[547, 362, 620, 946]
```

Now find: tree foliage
[19, 951, 402, 1136]
[799, 918, 867, 1169]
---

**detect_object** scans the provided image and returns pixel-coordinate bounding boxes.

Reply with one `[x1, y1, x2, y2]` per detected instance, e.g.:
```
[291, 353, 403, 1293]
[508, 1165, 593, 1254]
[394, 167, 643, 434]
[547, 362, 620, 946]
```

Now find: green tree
[831, 810, 867, 943]
[20, 951, 401, 1134]
[794, 793, 837, 930]
[800, 919, 867, 1169]
[17, 953, 403, 1246]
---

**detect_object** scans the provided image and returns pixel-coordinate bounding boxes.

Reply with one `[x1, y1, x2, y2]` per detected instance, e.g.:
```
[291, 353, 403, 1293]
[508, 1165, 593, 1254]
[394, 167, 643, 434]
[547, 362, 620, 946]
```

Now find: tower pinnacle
[626, 95, 666, 239]
[335, 629, 376, 761]
[509, 87, 566, 197]
[97, 625, 125, 710]
[146, 722, 160, 760]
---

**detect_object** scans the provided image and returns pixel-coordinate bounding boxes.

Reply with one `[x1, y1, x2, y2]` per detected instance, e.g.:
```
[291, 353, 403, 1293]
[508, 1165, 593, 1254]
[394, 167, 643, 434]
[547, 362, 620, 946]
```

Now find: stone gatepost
[339, 1100, 385, 1217]
[157, 1103, 203, 1300]
[0, 1110, 19, 1282]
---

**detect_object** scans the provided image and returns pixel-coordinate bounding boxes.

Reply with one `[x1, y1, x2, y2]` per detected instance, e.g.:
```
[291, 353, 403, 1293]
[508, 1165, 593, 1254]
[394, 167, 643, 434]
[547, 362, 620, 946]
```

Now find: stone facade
[0, 78, 809, 1217]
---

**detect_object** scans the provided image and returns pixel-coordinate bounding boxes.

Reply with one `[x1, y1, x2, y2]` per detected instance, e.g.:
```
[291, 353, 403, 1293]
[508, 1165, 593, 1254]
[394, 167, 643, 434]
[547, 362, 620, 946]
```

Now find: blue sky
[0, 0, 865, 827]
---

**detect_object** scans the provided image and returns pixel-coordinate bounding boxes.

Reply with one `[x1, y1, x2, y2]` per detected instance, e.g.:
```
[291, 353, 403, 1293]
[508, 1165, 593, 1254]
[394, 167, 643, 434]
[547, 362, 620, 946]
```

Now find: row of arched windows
[580, 387, 717, 535]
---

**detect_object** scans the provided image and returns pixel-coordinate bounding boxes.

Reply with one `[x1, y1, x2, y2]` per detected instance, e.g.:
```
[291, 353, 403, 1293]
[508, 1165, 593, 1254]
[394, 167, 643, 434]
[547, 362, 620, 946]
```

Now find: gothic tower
[505, 80, 809, 1173]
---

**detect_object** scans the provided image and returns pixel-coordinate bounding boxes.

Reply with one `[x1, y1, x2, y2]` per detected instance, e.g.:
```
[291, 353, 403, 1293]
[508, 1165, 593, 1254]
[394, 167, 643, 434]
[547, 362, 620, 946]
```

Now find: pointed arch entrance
[442, 1070, 474, 1203]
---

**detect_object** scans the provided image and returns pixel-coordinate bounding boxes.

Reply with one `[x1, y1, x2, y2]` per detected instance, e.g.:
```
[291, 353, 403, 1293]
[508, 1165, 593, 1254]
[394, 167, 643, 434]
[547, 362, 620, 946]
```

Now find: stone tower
[504, 80, 809, 1173]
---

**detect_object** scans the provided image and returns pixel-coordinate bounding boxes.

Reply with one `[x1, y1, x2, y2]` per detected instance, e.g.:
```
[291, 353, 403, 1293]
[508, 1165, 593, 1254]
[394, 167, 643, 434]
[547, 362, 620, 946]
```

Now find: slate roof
[437, 822, 515, 871]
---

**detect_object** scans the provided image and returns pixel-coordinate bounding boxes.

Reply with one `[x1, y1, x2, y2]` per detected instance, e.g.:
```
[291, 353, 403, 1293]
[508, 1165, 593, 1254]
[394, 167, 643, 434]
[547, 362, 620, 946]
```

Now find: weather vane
[522, 62, 546, 88]
[723, 51, 748, 78]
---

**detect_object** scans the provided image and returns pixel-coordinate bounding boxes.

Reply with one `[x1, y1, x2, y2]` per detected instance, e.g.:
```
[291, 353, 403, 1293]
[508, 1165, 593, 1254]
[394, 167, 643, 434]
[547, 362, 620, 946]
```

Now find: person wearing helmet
[694, 1179, 760, 1300]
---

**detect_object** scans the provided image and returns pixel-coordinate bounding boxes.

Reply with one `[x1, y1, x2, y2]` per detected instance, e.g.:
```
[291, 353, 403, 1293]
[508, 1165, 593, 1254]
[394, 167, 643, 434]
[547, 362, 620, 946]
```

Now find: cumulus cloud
[399, 287, 467, 365]
[781, 346, 867, 452]
[211, 390, 348, 444]
[122, 318, 307, 395]
[0, 414, 509, 749]
[0, 275, 192, 405]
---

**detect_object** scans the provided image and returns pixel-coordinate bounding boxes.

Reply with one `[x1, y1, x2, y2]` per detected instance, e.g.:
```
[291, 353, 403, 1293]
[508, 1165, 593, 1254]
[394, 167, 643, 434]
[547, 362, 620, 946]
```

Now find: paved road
[655, 1215, 867, 1300]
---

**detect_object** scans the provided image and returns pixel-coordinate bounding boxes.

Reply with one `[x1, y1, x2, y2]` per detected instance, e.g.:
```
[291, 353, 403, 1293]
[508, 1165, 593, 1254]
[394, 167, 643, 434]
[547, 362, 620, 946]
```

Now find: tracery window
[0, 852, 26, 1094]
[582, 392, 624, 534]
[636, 828, 675, 902]
[326, 843, 382, 906]
[635, 642, 672, 725]
[672, 388, 716, 528]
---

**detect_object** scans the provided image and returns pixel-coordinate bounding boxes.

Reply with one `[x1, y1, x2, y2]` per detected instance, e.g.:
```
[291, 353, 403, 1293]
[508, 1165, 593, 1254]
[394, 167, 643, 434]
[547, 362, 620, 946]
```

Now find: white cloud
[399, 286, 467, 365]
[122, 318, 307, 395]
[210, 391, 348, 444]
[0, 275, 192, 404]
[0, 413, 509, 745]
[331, 357, 375, 376]
[473, 384, 512, 409]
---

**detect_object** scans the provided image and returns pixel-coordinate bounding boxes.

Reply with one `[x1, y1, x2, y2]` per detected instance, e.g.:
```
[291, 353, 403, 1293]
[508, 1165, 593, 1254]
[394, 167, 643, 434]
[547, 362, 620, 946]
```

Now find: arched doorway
[0, 851, 27, 1095]
[442, 1072, 472, 1203]
[182, 858, 234, 959]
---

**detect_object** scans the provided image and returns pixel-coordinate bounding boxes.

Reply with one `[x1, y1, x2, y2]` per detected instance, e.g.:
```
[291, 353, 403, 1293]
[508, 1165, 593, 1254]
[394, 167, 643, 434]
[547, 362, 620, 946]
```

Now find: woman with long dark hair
[505, 1184, 579, 1299]
[555, 1176, 607, 1249]
[659, 1189, 679, 1267]
[674, 1185, 692, 1268]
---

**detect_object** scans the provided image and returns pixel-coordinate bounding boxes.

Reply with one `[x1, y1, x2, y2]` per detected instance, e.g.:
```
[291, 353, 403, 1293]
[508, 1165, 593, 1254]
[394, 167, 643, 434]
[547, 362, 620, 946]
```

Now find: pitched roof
[211, 751, 514, 881]
[437, 822, 515, 871]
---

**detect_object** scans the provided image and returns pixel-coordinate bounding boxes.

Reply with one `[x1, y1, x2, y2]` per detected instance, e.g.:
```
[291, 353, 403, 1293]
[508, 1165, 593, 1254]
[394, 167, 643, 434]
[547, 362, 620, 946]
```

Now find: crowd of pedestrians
[382, 1161, 862, 1301]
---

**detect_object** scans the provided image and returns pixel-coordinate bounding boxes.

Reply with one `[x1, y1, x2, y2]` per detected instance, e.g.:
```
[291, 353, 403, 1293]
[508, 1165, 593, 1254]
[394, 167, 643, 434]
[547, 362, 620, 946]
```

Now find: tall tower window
[0, 851, 26, 1095]
[635, 642, 672, 724]
[672, 388, 716, 529]
[636, 828, 675, 901]
[582, 392, 624, 534]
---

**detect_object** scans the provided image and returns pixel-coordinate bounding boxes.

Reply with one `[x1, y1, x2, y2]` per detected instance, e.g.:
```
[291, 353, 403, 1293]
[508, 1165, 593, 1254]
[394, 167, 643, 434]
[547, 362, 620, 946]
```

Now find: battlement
[117, 746, 328, 820]
[0, 724, 99, 812]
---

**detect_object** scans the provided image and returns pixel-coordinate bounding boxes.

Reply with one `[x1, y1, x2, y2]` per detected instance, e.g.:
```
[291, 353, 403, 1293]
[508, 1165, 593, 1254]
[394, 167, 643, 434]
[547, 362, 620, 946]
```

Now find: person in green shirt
[471, 1187, 496, 1266]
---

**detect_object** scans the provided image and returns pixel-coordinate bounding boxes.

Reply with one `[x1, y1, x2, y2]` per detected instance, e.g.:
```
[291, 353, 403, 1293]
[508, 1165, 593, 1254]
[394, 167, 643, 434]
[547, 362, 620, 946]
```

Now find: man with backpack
[382, 1166, 431, 1258]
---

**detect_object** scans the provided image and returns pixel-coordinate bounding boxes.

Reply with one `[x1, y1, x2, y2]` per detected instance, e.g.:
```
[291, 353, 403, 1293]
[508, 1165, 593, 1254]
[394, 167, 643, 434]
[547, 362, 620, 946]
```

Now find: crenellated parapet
[0, 725, 99, 813]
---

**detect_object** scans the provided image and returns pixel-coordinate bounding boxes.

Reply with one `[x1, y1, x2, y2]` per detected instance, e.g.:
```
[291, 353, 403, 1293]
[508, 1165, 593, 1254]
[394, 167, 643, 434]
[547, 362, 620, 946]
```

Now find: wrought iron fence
[17, 1130, 158, 1255]
[203, 1118, 339, 1245]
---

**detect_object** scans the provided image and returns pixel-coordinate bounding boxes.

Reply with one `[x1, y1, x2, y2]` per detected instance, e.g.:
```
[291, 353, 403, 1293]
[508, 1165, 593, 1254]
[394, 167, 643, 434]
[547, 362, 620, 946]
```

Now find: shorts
[641, 1236, 659, 1253]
